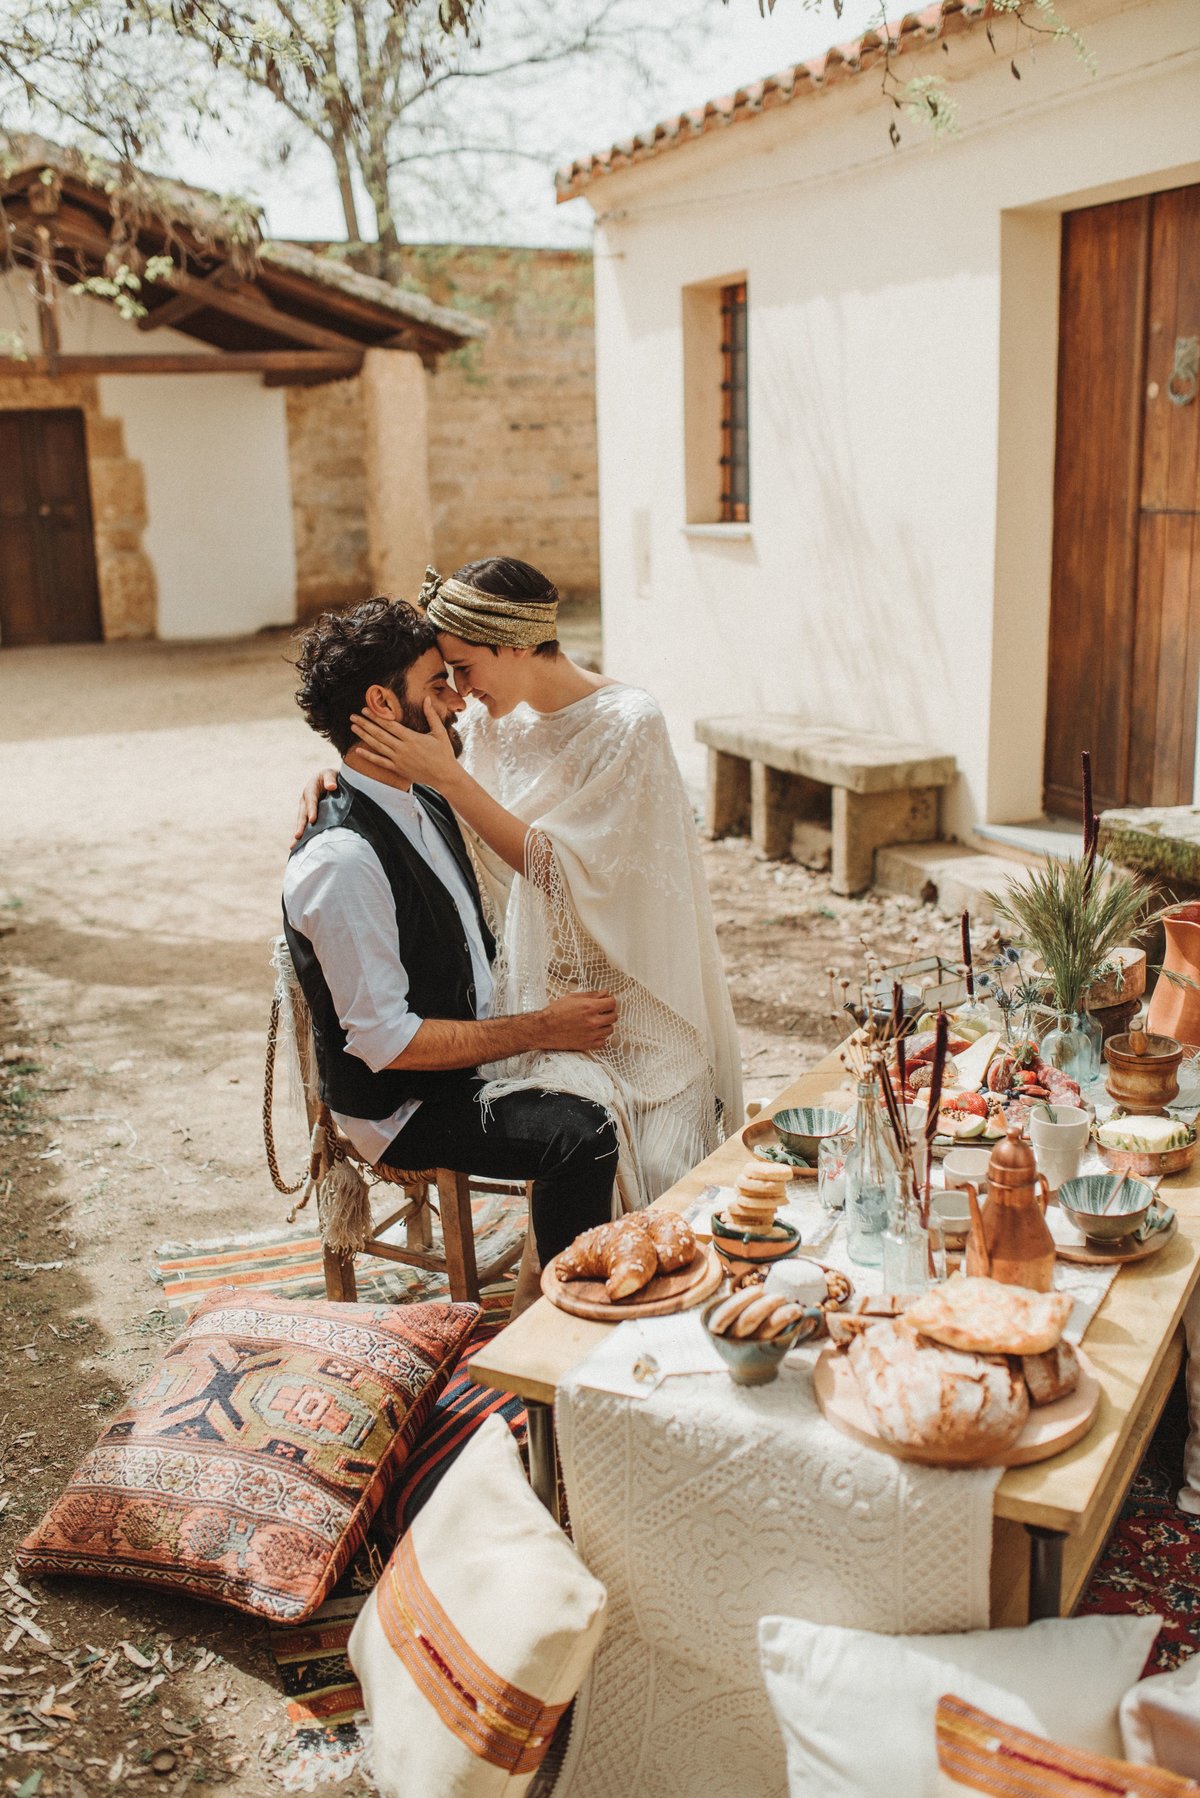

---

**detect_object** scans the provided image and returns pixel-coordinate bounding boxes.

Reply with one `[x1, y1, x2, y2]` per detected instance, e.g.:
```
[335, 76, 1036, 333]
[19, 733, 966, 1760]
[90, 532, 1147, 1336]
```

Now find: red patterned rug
[1076, 1372, 1199, 1673]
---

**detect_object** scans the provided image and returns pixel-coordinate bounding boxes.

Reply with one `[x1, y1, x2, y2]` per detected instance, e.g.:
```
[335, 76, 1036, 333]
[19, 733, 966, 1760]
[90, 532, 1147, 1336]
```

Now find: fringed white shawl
[461, 685, 742, 1212]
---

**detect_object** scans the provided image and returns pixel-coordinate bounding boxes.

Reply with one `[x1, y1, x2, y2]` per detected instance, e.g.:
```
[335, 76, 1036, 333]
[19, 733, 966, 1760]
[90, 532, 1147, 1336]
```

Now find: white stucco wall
[584, 0, 1200, 833]
[0, 276, 297, 638]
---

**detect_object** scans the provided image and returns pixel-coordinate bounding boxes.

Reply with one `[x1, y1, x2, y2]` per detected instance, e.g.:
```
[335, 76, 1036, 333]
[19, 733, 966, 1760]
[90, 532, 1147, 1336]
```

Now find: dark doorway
[1044, 182, 1200, 816]
[0, 409, 103, 646]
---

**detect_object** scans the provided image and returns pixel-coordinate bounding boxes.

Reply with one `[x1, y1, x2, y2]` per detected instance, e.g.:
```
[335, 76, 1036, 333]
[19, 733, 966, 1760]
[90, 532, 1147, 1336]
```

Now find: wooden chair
[265, 939, 527, 1306]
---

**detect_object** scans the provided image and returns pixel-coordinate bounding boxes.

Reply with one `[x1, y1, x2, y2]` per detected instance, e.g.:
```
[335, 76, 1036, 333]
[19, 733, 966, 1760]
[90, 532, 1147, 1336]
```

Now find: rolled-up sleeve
[283, 833, 422, 1071]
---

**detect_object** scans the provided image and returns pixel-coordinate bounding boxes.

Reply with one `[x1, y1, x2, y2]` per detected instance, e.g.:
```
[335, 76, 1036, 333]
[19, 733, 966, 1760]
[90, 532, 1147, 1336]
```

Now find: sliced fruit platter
[893, 1016, 1084, 1151]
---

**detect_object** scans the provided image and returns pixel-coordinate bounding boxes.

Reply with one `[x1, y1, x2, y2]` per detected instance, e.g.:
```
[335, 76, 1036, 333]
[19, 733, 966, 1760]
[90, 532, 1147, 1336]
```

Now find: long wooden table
[470, 1050, 1200, 1625]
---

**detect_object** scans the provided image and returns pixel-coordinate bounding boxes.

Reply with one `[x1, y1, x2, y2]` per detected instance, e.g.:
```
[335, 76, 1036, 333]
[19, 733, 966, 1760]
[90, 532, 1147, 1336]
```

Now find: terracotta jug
[1147, 903, 1200, 1049]
[964, 1127, 1056, 1292]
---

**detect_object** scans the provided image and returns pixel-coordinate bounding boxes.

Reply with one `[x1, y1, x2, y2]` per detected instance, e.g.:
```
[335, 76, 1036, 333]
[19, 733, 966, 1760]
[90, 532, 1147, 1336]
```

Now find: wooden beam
[34, 208, 364, 354]
[142, 265, 362, 353]
[0, 350, 362, 380]
[137, 265, 239, 333]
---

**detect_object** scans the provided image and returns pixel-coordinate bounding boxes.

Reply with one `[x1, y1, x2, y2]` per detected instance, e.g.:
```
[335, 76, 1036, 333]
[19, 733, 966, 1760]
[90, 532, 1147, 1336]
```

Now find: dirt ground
[0, 632, 962, 1797]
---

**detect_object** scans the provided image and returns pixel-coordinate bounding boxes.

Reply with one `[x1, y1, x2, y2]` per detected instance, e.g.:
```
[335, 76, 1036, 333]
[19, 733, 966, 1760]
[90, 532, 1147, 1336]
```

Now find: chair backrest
[268, 935, 321, 1133]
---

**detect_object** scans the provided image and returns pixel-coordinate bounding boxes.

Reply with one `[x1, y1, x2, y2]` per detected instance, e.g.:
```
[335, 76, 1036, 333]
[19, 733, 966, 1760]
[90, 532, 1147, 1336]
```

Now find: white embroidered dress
[459, 684, 743, 1211]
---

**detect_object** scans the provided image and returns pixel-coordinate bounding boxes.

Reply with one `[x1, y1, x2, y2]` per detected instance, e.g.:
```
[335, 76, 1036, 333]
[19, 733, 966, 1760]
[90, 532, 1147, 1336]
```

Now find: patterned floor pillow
[936, 1696, 1200, 1796]
[17, 1290, 478, 1622]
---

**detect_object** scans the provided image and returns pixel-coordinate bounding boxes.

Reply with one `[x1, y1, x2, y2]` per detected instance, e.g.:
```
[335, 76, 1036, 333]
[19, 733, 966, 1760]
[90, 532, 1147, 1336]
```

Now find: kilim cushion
[935, 1695, 1200, 1796]
[349, 1414, 607, 1797]
[17, 1290, 478, 1622]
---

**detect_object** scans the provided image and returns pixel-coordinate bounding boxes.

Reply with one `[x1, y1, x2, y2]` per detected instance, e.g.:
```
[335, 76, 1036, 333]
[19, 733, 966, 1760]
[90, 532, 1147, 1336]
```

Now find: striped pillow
[936, 1695, 1200, 1797]
[350, 1414, 606, 1796]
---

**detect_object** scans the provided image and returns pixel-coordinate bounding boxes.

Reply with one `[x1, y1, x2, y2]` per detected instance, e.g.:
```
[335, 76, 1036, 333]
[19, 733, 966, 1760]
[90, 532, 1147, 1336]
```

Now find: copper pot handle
[1034, 1171, 1051, 1215]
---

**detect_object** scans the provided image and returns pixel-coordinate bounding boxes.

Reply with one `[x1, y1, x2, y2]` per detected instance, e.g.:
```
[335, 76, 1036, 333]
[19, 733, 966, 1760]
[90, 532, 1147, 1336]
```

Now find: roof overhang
[555, 0, 993, 204]
[0, 136, 484, 384]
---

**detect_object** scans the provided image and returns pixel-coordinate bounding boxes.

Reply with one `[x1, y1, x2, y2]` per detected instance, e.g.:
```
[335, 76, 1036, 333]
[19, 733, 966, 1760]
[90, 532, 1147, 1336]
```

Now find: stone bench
[1099, 805, 1200, 893]
[695, 715, 957, 897]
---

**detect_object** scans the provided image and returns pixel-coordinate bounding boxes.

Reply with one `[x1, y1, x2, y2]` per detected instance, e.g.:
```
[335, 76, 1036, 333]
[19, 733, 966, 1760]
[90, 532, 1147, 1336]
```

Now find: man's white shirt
[282, 763, 493, 1162]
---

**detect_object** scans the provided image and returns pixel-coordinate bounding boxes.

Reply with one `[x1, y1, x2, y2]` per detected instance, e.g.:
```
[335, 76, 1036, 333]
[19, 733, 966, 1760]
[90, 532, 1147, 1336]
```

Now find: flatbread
[905, 1275, 1071, 1356]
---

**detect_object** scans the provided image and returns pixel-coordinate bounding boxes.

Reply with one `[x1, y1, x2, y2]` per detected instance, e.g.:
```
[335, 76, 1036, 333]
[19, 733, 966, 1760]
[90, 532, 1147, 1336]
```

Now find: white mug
[943, 1147, 992, 1193]
[1029, 1104, 1090, 1192]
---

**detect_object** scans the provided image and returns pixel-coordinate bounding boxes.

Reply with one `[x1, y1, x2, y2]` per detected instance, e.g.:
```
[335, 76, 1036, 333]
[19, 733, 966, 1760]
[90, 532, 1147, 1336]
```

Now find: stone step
[874, 841, 1035, 921]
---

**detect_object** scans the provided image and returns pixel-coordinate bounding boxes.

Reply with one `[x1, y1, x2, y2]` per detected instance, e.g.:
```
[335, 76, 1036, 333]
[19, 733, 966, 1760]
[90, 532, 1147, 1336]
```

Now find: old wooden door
[1044, 183, 1200, 816]
[0, 409, 102, 647]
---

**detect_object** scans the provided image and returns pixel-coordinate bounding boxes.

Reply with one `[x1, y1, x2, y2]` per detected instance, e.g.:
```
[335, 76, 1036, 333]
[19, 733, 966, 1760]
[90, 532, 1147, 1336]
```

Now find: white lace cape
[460, 685, 743, 1211]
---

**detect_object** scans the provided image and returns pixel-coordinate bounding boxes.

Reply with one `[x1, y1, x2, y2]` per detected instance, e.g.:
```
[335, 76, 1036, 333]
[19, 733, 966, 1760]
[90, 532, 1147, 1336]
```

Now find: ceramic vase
[1147, 903, 1200, 1049]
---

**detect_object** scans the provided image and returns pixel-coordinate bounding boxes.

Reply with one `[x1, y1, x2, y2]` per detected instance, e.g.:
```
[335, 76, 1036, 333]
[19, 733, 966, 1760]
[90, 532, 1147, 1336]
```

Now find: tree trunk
[360, 129, 402, 282]
[331, 135, 362, 244]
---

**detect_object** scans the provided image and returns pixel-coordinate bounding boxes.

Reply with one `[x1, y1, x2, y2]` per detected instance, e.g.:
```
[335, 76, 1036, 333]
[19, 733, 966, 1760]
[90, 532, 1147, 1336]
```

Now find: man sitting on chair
[283, 597, 619, 1278]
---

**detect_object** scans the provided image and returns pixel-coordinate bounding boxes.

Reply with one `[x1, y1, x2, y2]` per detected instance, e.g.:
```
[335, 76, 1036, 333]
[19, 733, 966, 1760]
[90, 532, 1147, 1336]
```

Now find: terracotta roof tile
[555, 0, 992, 200]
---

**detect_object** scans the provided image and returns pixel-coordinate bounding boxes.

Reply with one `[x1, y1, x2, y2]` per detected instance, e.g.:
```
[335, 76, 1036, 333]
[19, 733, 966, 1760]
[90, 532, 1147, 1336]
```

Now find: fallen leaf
[107, 1751, 125, 1784]
[15, 1772, 43, 1798]
[119, 1642, 156, 1671]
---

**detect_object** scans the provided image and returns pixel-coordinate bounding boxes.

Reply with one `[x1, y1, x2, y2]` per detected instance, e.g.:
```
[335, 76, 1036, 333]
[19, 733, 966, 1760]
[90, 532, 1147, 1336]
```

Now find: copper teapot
[963, 1127, 1056, 1292]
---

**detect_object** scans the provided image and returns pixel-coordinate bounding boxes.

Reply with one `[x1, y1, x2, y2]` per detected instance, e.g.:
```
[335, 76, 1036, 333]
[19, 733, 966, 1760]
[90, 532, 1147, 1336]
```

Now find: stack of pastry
[726, 1158, 794, 1230]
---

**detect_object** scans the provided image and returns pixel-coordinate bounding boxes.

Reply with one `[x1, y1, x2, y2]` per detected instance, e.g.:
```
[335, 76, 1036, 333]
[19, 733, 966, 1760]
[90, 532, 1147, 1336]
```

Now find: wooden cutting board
[813, 1344, 1100, 1468]
[541, 1245, 723, 1321]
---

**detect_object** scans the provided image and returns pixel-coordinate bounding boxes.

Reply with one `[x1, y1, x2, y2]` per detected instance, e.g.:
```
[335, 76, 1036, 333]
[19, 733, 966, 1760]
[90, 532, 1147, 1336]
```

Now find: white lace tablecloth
[553, 1345, 1000, 1798]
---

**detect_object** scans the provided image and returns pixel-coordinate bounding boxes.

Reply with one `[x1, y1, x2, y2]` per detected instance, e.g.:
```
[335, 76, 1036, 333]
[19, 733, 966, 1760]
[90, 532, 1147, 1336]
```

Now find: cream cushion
[1122, 1656, 1200, 1779]
[759, 1612, 1162, 1798]
[349, 1414, 607, 1798]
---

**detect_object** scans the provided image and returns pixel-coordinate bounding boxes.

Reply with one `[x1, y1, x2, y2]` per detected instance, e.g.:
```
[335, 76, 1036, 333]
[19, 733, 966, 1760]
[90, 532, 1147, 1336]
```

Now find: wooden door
[0, 409, 102, 647]
[1044, 183, 1200, 816]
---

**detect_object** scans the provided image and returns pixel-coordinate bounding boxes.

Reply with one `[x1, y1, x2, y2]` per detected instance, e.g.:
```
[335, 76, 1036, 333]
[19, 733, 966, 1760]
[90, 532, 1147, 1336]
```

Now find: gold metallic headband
[419, 566, 558, 649]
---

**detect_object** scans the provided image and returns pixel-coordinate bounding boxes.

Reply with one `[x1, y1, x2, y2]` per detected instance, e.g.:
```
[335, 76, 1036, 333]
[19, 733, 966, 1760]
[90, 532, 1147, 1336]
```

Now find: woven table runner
[555, 1348, 999, 1798]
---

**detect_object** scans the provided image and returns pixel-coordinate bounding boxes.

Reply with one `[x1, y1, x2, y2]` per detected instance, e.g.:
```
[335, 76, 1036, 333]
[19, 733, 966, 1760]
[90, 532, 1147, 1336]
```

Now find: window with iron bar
[719, 281, 749, 523]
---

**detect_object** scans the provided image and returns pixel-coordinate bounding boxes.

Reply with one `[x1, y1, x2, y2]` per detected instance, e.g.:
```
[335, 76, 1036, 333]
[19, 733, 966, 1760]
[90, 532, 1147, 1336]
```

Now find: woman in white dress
[304, 556, 742, 1214]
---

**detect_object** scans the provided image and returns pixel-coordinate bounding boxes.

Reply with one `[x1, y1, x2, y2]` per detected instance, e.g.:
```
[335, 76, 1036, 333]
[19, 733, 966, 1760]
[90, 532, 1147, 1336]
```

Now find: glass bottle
[844, 1078, 901, 1266]
[882, 1166, 931, 1299]
[1041, 1007, 1103, 1085]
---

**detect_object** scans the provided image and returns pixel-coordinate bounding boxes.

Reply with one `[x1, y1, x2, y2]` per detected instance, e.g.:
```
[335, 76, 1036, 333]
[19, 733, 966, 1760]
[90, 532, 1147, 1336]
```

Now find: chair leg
[324, 1246, 358, 1302]
[405, 1181, 434, 1253]
[437, 1167, 480, 1305]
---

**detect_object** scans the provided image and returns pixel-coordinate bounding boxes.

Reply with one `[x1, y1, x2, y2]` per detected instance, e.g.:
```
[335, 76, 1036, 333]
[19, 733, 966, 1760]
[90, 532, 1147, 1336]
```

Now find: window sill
[681, 522, 753, 542]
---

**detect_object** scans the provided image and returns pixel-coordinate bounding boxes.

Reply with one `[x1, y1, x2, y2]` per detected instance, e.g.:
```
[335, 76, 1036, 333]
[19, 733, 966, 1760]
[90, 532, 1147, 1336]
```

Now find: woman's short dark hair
[293, 597, 437, 752]
[453, 556, 560, 658]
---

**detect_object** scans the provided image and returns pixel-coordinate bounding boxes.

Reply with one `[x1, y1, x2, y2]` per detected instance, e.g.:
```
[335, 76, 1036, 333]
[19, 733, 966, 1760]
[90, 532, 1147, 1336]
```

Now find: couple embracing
[283, 555, 742, 1300]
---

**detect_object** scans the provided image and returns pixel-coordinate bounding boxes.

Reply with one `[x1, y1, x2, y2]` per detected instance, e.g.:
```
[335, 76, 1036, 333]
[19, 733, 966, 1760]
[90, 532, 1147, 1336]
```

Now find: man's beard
[399, 697, 463, 758]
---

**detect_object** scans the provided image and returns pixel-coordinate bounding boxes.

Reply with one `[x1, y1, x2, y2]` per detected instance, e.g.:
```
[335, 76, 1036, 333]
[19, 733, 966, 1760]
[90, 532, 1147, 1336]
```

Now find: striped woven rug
[152, 1187, 526, 1319]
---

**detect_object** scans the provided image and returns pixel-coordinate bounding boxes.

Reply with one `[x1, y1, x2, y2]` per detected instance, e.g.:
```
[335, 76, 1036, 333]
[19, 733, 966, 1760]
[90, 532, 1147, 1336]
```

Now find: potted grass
[987, 760, 1147, 1084]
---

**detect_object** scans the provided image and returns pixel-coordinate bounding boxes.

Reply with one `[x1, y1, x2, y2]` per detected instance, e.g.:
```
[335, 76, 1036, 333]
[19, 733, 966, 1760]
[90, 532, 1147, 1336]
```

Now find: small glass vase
[882, 1168, 947, 1298]
[1041, 1008, 1102, 1085]
[844, 1078, 901, 1267]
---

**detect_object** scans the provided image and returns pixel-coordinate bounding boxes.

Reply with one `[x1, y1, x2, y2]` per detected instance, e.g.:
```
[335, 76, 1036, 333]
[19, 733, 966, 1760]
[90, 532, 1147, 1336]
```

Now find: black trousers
[381, 1079, 618, 1265]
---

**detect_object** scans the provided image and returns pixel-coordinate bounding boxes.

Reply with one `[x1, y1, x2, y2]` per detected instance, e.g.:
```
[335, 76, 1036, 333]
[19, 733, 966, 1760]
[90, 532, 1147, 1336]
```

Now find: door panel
[1043, 198, 1149, 817]
[0, 408, 102, 647]
[0, 414, 44, 646]
[1045, 182, 1200, 816]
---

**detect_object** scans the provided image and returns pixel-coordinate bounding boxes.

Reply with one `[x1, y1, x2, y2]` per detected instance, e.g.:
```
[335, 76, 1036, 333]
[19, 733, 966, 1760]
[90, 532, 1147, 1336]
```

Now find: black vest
[283, 776, 496, 1119]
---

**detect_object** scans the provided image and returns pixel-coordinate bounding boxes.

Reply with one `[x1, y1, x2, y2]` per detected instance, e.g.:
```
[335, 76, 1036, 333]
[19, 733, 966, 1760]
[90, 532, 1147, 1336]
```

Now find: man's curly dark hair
[293, 598, 438, 753]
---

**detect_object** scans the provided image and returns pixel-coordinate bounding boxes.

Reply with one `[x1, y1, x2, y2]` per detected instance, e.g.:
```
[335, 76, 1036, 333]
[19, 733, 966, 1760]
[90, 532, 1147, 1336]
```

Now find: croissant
[556, 1217, 658, 1300]
[645, 1211, 697, 1273]
[556, 1212, 697, 1301]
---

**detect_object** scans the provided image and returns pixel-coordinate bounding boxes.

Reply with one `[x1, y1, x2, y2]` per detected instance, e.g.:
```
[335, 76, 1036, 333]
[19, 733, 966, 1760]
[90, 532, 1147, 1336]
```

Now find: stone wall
[283, 245, 600, 620]
[285, 375, 371, 620]
[412, 246, 599, 603]
[0, 372, 156, 639]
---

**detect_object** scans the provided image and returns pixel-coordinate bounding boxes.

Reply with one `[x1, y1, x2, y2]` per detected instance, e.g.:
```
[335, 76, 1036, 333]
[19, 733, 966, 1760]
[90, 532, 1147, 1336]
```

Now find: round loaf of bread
[849, 1318, 1029, 1457]
[905, 1276, 1072, 1356]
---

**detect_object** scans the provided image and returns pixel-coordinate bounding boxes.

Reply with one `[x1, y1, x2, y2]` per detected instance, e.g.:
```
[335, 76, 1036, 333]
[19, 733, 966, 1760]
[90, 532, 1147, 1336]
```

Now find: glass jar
[844, 1078, 901, 1266]
[882, 1169, 945, 1298]
[1041, 1008, 1103, 1085]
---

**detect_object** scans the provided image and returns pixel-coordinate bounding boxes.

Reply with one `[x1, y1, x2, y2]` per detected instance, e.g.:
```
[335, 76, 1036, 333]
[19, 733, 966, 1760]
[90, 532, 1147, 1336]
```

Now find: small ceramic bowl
[1057, 1172, 1155, 1243]
[772, 1107, 850, 1165]
[701, 1295, 823, 1385]
[710, 1212, 801, 1273]
[930, 1187, 973, 1245]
